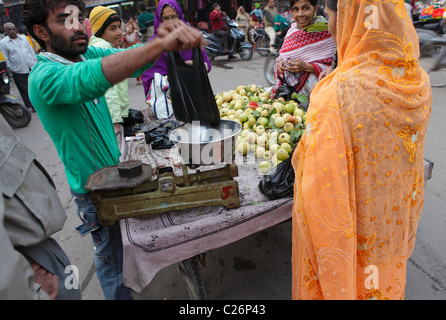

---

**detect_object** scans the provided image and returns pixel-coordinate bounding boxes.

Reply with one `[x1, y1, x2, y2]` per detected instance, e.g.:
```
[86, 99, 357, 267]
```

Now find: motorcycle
[264, 24, 291, 86]
[202, 18, 253, 61]
[414, 18, 446, 57]
[417, 28, 444, 57]
[250, 20, 291, 57]
[250, 27, 270, 56]
[0, 50, 31, 128]
[419, 34, 446, 87]
[414, 18, 446, 36]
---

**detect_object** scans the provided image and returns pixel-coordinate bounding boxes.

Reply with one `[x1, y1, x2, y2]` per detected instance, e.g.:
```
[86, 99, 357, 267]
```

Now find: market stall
[84, 84, 306, 299]
[117, 145, 293, 298]
[84, 79, 434, 299]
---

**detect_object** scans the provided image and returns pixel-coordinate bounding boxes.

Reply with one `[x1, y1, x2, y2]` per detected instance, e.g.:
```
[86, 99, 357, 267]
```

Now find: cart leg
[177, 255, 207, 300]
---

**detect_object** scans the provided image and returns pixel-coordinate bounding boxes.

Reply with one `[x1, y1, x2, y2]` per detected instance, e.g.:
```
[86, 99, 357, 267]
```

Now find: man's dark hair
[325, 0, 338, 12]
[137, 1, 146, 11]
[23, 0, 86, 50]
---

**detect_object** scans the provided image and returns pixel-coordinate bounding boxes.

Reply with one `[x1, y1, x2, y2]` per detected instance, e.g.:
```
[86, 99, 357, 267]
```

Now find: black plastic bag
[167, 48, 220, 126]
[145, 127, 174, 149]
[140, 119, 182, 149]
[123, 109, 144, 126]
[274, 76, 296, 101]
[123, 109, 145, 136]
[258, 146, 296, 200]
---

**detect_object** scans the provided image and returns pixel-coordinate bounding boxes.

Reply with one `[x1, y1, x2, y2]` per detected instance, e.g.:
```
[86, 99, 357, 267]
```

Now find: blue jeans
[71, 189, 133, 300]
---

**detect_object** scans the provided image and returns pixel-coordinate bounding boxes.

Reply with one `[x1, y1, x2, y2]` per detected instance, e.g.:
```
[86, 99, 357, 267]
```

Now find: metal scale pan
[168, 119, 242, 166]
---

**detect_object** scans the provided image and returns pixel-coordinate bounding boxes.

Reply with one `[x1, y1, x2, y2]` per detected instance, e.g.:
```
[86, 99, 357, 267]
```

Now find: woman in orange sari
[291, 0, 431, 299]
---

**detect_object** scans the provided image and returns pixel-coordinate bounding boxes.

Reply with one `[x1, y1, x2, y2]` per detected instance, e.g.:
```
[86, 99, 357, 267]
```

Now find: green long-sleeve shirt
[29, 46, 152, 193]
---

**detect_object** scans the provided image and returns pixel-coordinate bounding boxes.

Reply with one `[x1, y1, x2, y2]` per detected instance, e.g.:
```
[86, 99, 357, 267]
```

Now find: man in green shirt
[137, 1, 154, 42]
[23, 0, 203, 300]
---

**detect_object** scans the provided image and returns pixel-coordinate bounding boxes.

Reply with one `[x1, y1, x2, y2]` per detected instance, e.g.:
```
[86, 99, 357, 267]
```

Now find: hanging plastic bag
[167, 48, 220, 127]
[258, 145, 296, 200]
[146, 73, 174, 120]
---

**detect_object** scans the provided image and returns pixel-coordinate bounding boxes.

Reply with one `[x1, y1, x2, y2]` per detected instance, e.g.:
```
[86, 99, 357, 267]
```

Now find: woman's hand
[318, 66, 333, 80]
[278, 59, 315, 75]
[277, 60, 287, 75]
[286, 59, 314, 73]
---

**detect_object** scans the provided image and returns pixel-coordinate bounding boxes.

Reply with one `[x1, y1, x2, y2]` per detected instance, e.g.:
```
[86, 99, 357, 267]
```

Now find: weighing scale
[84, 120, 242, 226]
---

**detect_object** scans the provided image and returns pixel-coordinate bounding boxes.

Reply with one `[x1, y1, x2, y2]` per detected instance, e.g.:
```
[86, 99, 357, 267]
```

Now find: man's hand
[32, 262, 58, 300]
[157, 20, 205, 51]
[101, 19, 205, 85]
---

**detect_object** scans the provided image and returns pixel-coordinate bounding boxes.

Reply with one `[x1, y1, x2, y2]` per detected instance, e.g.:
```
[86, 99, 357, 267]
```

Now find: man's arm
[264, 10, 274, 24]
[101, 20, 204, 85]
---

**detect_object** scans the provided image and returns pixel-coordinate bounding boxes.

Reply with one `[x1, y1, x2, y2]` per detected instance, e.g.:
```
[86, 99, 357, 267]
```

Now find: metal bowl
[169, 119, 242, 165]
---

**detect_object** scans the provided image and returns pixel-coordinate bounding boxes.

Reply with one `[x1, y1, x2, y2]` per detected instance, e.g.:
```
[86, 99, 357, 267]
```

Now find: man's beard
[45, 26, 88, 59]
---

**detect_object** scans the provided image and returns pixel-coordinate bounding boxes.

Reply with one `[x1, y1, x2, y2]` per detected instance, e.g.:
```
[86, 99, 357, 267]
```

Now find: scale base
[85, 163, 240, 226]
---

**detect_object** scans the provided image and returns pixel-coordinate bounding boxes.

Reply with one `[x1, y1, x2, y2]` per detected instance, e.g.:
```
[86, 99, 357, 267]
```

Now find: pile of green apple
[215, 84, 307, 174]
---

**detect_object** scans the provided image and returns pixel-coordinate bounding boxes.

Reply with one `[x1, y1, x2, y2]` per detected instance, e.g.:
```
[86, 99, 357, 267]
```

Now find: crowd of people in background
[0, 1, 298, 53]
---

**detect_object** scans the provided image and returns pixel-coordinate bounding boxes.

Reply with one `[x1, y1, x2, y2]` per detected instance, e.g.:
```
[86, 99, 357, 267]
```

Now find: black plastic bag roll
[166, 48, 220, 127]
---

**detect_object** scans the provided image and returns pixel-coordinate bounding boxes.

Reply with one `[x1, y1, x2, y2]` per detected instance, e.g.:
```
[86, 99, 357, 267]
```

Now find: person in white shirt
[0, 22, 37, 112]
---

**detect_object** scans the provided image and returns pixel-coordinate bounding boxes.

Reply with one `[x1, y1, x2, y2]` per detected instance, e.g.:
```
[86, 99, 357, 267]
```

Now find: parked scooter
[202, 17, 253, 61]
[0, 50, 31, 128]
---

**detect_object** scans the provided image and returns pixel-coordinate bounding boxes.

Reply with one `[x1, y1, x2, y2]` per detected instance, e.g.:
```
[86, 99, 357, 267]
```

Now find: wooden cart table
[118, 137, 293, 299]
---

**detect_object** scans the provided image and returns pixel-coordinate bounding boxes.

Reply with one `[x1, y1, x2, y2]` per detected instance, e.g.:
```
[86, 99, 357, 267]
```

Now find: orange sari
[291, 0, 431, 299]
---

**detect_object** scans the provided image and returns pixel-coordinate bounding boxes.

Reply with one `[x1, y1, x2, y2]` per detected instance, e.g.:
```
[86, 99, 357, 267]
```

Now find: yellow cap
[89, 6, 118, 36]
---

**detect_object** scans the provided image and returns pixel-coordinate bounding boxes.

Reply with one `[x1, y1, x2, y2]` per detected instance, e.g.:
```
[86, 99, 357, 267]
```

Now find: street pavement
[9, 52, 446, 300]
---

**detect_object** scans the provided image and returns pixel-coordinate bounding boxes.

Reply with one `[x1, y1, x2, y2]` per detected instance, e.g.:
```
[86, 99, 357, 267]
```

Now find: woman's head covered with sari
[291, 0, 431, 300]
[151, 0, 186, 37]
[141, 0, 211, 96]
[237, 5, 246, 16]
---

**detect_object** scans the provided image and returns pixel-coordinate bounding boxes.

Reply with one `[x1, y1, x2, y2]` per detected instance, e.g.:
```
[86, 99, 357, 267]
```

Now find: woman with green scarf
[272, 0, 335, 108]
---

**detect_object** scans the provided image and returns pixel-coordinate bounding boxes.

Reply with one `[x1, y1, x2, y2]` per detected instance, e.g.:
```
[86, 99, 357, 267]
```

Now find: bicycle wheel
[177, 255, 207, 300]
[264, 54, 277, 86]
[256, 35, 270, 56]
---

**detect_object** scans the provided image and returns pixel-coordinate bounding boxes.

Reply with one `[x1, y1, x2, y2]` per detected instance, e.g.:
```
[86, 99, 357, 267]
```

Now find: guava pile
[215, 84, 307, 174]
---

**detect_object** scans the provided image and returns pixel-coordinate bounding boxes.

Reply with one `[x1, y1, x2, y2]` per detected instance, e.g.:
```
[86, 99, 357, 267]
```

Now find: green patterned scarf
[302, 16, 329, 32]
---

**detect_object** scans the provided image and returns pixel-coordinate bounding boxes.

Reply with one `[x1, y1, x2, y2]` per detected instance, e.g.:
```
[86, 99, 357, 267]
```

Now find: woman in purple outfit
[141, 0, 211, 98]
